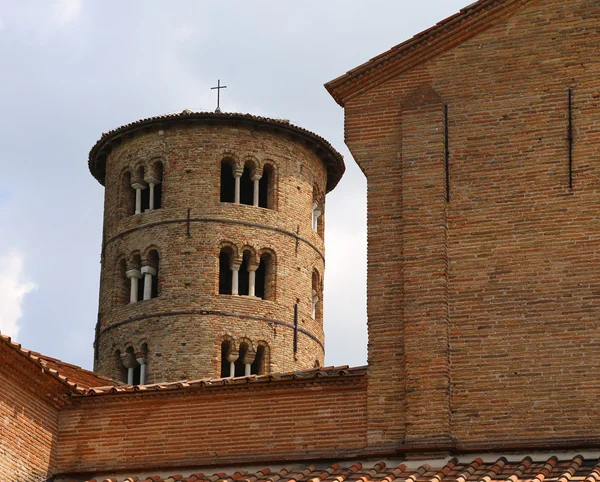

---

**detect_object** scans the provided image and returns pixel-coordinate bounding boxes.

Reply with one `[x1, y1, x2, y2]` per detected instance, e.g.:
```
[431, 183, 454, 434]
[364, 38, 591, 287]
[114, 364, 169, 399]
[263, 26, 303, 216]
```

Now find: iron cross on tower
[211, 79, 227, 113]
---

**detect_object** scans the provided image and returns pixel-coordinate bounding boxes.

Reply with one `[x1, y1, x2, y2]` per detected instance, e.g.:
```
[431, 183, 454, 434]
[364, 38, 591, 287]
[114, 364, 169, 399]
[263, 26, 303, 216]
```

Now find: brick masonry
[331, 0, 600, 452]
[56, 373, 369, 473]
[0, 342, 63, 482]
[91, 115, 343, 383]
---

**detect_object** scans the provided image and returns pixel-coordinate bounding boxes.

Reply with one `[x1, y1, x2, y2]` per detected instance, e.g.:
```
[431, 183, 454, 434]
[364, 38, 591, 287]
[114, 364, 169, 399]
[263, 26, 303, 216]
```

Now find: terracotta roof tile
[76, 365, 368, 397]
[58, 457, 600, 482]
[0, 332, 113, 393]
[88, 110, 345, 193]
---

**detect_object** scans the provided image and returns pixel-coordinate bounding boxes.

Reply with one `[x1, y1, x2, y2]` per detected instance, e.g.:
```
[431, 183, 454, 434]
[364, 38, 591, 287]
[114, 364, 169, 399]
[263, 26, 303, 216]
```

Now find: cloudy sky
[0, 0, 469, 371]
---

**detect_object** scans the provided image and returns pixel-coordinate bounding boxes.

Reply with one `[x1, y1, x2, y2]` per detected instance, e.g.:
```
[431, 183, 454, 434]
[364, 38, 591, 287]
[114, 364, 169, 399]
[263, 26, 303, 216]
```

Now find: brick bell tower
[88, 110, 344, 384]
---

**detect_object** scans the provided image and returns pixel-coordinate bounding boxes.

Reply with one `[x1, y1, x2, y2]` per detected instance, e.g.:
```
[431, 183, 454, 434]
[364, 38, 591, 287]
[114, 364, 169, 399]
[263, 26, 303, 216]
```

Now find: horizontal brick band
[104, 217, 324, 260]
[98, 309, 325, 351]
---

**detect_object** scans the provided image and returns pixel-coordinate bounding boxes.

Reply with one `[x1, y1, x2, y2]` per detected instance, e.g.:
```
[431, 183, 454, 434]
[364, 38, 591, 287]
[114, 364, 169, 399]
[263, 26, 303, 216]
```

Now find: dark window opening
[234, 343, 248, 377]
[251, 345, 265, 375]
[132, 364, 141, 385]
[220, 340, 231, 377]
[259, 164, 274, 209]
[154, 182, 163, 209]
[141, 187, 150, 212]
[240, 165, 253, 206]
[137, 277, 144, 299]
[220, 161, 235, 203]
[148, 250, 160, 298]
[219, 250, 232, 294]
[239, 252, 250, 296]
[255, 258, 266, 299]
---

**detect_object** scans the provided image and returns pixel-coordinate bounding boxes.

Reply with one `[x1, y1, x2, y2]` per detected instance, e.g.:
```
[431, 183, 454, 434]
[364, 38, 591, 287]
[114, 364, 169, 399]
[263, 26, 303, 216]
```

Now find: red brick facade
[327, 0, 600, 453]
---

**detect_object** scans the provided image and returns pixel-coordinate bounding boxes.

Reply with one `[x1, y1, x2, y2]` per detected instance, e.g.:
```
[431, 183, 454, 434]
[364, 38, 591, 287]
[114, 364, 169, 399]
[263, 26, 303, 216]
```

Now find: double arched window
[122, 160, 163, 217]
[220, 158, 275, 209]
[118, 249, 160, 305]
[218, 246, 275, 300]
[220, 338, 268, 377]
[116, 343, 148, 385]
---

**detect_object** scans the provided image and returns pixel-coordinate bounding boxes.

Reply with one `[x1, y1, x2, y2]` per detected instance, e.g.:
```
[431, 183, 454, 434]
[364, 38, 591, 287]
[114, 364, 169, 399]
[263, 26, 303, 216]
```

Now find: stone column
[131, 182, 147, 215]
[312, 203, 322, 232]
[242, 350, 256, 377]
[126, 269, 142, 303]
[121, 351, 137, 385]
[234, 170, 242, 204]
[144, 174, 160, 211]
[136, 356, 147, 385]
[252, 173, 262, 207]
[231, 262, 240, 295]
[227, 351, 239, 378]
[248, 265, 258, 297]
[141, 266, 157, 301]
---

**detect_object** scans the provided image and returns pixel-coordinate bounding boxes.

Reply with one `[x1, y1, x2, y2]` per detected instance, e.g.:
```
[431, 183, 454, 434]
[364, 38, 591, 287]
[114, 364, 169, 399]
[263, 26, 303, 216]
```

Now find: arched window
[234, 342, 249, 377]
[220, 160, 236, 203]
[220, 339, 232, 377]
[219, 247, 234, 294]
[117, 258, 129, 306]
[119, 346, 146, 385]
[144, 161, 163, 211]
[259, 163, 275, 209]
[312, 185, 324, 235]
[126, 254, 143, 304]
[240, 163, 254, 206]
[314, 360, 321, 368]
[122, 171, 135, 217]
[312, 269, 321, 319]
[256, 252, 275, 300]
[251, 344, 267, 375]
[141, 250, 159, 300]
[238, 250, 252, 296]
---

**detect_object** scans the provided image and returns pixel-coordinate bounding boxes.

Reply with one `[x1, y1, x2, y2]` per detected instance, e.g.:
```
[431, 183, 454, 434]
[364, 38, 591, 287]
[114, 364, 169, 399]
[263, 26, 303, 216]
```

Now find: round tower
[89, 111, 344, 384]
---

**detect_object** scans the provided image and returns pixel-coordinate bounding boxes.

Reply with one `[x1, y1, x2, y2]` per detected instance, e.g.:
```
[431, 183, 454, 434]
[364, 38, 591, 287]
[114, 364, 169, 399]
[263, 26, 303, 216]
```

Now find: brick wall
[0, 344, 62, 481]
[92, 119, 341, 383]
[340, 0, 600, 451]
[56, 374, 368, 474]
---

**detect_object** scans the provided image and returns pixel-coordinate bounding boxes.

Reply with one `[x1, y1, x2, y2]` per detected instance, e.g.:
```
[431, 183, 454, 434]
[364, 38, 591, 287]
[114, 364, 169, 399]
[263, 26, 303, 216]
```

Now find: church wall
[343, 0, 600, 452]
[56, 375, 368, 474]
[94, 123, 329, 382]
[0, 345, 61, 482]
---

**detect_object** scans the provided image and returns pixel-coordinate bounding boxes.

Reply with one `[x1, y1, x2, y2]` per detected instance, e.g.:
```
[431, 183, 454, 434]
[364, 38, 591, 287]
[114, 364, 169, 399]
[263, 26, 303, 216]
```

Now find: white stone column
[234, 171, 242, 204]
[126, 269, 142, 303]
[245, 364, 251, 376]
[127, 367, 134, 385]
[144, 175, 160, 211]
[231, 265, 240, 295]
[312, 289, 318, 319]
[227, 351, 239, 378]
[132, 182, 147, 215]
[121, 351, 137, 385]
[242, 350, 256, 377]
[252, 173, 262, 207]
[136, 357, 147, 385]
[141, 266, 157, 301]
[248, 267, 257, 297]
[312, 203, 322, 232]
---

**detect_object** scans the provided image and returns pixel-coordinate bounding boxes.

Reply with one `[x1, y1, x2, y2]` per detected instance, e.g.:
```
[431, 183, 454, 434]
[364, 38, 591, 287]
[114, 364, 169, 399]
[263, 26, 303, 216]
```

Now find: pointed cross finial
[211, 79, 227, 113]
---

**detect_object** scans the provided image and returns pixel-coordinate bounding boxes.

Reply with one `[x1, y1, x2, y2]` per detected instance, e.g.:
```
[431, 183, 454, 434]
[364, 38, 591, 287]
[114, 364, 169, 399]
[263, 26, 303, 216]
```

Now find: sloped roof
[76, 365, 368, 398]
[55, 455, 600, 482]
[325, 0, 531, 106]
[30, 350, 117, 388]
[88, 110, 345, 193]
[0, 333, 95, 394]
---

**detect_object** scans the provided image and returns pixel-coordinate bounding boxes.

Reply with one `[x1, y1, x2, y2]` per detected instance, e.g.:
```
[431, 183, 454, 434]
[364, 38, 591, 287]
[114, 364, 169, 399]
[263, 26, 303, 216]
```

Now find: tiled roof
[88, 110, 345, 193]
[77, 365, 368, 397]
[325, 0, 529, 106]
[0, 333, 115, 391]
[56, 455, 600, 482]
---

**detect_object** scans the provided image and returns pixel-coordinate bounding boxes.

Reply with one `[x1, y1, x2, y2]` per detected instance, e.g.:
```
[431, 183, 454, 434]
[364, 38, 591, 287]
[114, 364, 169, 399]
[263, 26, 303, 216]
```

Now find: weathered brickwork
[90, 114, 343, 383]
[0, 343, 62, 482]
[328, 0, 600, 452]
[57, 373, 368, 473]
